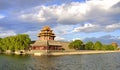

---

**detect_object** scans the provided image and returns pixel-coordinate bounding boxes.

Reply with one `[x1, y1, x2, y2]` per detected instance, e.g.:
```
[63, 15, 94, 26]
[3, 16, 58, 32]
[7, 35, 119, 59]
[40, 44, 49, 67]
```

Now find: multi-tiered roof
[31, 26, 62, 50]
[38, 26, 55, 40]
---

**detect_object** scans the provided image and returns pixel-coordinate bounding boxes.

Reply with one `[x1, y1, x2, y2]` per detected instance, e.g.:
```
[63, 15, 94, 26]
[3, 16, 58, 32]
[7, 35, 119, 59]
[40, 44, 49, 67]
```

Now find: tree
[0, 38, 2, 51]
[94, 41, 103, 50]
[85, 41, 94, 50]
[104, 45, 113, 50]
[69, 40, 84, 50]
[0, 34, 31, 52]
[103, 44, 118, 50]
[14, 34, 31, 51]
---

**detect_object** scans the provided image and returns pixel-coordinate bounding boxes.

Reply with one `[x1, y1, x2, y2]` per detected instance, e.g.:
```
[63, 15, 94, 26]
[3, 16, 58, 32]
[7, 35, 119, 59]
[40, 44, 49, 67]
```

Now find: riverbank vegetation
[0, 34, 31, 53]
[69, 40, 118, 50]
[0, 34, 118, 54]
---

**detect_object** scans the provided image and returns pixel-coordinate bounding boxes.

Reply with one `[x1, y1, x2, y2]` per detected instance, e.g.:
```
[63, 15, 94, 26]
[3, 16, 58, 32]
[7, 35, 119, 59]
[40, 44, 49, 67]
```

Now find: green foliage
[0, 38, 2, 51]
[0, 34, 31, 52]
[103, 44, 118, 50]
[94, 41, 103, 50]
[69, 40, 83, 50]
[68, 40, 118, 50]
[85, 41, 94, 50]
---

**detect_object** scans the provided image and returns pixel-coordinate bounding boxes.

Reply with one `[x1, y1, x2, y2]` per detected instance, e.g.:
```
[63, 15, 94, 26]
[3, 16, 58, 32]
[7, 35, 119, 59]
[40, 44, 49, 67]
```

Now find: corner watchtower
[38, 26, 56, 40]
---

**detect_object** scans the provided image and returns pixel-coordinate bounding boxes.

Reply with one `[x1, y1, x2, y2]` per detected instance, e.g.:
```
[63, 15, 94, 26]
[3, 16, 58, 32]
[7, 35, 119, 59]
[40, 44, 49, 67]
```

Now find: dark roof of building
[31, 40, 61, 46]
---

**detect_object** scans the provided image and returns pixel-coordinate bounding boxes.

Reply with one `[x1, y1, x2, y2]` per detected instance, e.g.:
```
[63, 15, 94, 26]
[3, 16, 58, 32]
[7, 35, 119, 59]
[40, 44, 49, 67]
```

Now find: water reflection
[30, 56, 58, 70]
[0, 53, 120, 70]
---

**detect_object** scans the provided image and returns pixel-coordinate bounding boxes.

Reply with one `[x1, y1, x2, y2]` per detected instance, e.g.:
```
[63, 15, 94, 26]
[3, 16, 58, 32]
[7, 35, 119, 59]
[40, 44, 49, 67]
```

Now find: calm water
[0, 53, 120, 70]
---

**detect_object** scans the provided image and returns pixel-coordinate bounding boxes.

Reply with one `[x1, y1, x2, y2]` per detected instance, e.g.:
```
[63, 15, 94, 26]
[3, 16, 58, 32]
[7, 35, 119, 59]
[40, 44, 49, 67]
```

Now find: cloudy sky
[0, 0, 120, 45]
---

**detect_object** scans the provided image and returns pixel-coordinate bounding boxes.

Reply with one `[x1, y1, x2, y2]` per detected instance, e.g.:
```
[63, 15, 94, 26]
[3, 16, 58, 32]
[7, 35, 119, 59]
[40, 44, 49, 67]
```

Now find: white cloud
[24, 30, 39, 35]
[19, 0, 119, 23]
[72, 23, 100, 32]
[86, 0, 119, 9]
[52, 24, 73, 34]
[105, 23, 120, 32]
[72, 37, 82, 41]
[18, 0, 120, 33]
[0, 15, 5, 19]
[55, 36, 65, 41]
[19, 2, 88, 24]
[0, 27, 16, 38]
[24, 30, 40, 40]
[20, 13, 46, 22]
[72, 23, 120, 33]
[106, 23, 120, 29]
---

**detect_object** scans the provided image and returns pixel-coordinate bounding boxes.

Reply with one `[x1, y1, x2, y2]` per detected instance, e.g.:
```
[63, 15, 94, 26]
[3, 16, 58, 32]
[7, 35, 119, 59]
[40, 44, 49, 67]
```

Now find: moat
[1, 53, 120, 70]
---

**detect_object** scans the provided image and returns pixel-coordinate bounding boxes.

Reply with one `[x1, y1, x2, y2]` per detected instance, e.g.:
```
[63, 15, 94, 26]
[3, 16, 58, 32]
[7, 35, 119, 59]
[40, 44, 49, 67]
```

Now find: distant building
[31, 26, 67, 50]
[111, 42, 118, 48]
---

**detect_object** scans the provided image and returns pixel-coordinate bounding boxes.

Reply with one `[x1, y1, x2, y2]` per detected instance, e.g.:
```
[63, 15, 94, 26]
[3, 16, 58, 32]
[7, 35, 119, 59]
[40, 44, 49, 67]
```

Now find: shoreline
[33, 50, 120, 56]
[1, 50, 120, 56]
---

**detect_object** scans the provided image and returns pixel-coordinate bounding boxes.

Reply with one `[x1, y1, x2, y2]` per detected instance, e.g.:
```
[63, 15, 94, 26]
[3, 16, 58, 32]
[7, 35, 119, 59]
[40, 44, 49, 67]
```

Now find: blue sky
[0, 0, 120, 45]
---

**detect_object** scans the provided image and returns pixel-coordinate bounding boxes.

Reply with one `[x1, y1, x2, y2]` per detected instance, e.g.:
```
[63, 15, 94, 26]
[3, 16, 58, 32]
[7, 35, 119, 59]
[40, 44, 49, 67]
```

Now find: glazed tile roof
[38, 26, 55, 37]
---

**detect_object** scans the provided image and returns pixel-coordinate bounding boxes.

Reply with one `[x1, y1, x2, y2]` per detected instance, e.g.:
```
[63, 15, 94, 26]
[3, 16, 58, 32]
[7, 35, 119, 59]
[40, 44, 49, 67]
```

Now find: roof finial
[43, 25, 50, 30]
